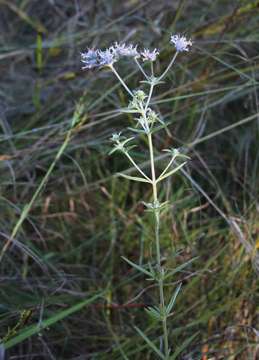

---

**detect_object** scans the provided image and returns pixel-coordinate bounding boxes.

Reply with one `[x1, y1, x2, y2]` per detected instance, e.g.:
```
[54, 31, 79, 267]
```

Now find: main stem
[147, 132, 169, 359]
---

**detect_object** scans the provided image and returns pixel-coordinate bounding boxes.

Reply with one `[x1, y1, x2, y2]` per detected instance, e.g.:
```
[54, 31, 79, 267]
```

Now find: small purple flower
[81, 47, 117, 70]
[141, 48, 159, 62]
[81, 49, 99, 69]
[112, 42, 139, 58]
[98, 48, 117, 67]
[170, 34, 192, 52]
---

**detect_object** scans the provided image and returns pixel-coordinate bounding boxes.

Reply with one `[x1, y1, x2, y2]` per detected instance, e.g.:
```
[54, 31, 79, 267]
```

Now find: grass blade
[4, 292, 103, 349]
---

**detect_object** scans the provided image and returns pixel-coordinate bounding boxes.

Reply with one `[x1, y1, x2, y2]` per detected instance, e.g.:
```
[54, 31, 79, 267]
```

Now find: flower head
[81, 49, 99, 69]
[141, 48, 159, 62]
[147, 109, 158, 124]
[163, 147, 190, 159]
[170, 34, 192, 52]
[98, 48, 117, 67]
[136, 115, 150, 133]
[112, 42, 139, 58]
[133, 90, 147, 102]
[81, 47, 117, 70]
[109, 135, 135, 155]
[111, 132, 122, 143]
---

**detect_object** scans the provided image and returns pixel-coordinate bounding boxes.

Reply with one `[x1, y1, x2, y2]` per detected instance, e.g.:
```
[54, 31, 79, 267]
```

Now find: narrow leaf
[128, 127, 146, 134]
[122, 256, 152, 277]
[166, 284, 182, 315]
[145, 306, 161, 321]
[108, 147, 118, 155]
[157, 162, 187, 182]
[134, 326, 164, 359]
[117, 173, 151, 183]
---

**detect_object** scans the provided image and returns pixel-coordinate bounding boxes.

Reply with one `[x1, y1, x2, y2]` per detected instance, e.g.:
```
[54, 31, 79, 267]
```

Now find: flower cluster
[81, 48, 117, 69]
[112, 42, 139, 58]
[81, 43, 140, 70]
[81, 45, 158, 70]
[81, 35, 192, 70]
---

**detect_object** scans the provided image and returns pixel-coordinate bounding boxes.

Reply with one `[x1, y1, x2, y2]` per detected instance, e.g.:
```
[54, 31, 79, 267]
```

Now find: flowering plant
[82, 34, 192, 359]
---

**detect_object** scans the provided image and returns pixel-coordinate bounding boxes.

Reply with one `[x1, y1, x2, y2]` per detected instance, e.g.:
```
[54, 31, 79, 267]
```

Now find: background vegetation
[0, 0, 258, 358]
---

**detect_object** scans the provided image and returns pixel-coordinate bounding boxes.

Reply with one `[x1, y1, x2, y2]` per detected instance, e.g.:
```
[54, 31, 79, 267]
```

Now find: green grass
[0, 0, 258, 358]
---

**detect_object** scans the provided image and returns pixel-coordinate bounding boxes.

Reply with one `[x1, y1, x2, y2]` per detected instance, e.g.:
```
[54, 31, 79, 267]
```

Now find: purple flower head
[81, 47, 117, 70]
[141, 48, 159, 62]
[170, 34, 192, 52]
[112, 42, 139, 58]
[98, 48, 117, 67]
[81, 49, 99, 69]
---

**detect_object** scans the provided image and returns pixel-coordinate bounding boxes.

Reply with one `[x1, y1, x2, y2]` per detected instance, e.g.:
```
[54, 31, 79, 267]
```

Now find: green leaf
[145, 306, 161, 321]
[157, 162, 187, 182]
[128, 127, 146, 134]
[166, 284, 182, 315]
[134, 326, 164, 359]
[117, 173, 151, 183]
[121, 136, 135, 146]
[108, 147, 120, 155]
[4, 292, 103, 349]
[148, 262, 156, 280]
[121, 256, 152, 277]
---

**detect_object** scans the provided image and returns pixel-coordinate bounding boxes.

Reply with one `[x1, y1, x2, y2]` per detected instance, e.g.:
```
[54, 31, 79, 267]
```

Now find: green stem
[134, 58, 149, 80]
[158, 52, 178, 82]
[110, 65, 133, 97]
[147, 133, 157, 201]
[155, 212, 169, 359]
[147, 132, 169, 359]
[145, 83, 154, 112]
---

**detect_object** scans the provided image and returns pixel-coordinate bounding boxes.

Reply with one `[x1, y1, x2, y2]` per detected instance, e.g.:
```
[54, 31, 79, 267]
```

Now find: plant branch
[125, 152, 152, 182]
[158, 51, 178, 82]
[134, 58, 149, 80]
[110, 65, 133, 97]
